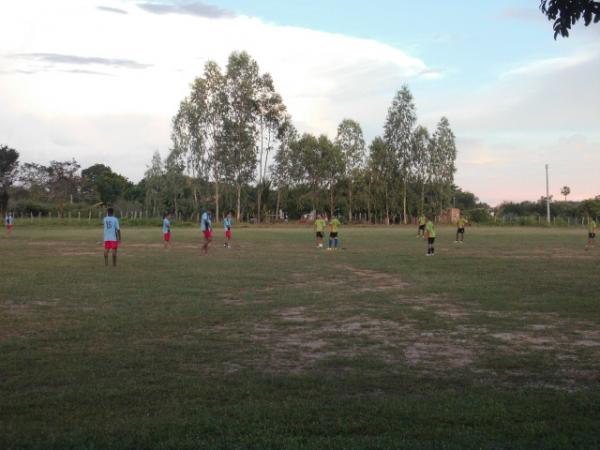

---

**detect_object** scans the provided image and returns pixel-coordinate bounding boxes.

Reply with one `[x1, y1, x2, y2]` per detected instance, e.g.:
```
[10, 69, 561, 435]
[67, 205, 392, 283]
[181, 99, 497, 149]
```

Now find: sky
[0, 0, 599, 206]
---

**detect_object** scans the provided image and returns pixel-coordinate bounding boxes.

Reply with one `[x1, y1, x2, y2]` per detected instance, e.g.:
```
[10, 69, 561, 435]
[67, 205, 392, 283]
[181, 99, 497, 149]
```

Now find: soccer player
[417, 213, 427, 238]
[586, 217, 597, 251]
[425, 217, 436, 256]
[103, 207, 121, 267]
[200, 208, 213, 254]
[314, 213, 326, 248]
[162, 212, 172, 249]
[4, 212, 14, 236]
[455, 215, 468, 243]
[223, 210, 233, 248]
[328, 215, 341, 250]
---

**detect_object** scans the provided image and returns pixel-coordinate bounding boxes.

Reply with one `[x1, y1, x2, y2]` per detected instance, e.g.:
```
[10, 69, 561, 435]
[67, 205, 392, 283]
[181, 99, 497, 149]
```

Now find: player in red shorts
[103, 207, 121, 266]
[223, 210, 233, 248]
[162, 212, 172, 249]
[4, 212, 14, 237]
[200, 208, 213, 254]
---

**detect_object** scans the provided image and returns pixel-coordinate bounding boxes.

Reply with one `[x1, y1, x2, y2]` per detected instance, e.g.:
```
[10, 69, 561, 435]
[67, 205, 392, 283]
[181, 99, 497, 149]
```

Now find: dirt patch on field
[273, 306, 319, 323]
[404, 340, 473, 368]
[337, 265, 407, 292]
[59, 251, 98, 256]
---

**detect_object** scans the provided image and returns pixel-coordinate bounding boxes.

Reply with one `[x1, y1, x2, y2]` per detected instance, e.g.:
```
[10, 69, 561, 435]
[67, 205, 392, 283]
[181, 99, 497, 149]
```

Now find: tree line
[148, 51, 459, 224]
[6, 50, 595, 224]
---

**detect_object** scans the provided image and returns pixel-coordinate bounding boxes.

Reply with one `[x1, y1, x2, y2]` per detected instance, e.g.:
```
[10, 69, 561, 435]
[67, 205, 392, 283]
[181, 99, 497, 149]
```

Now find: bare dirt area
[207, 265, 600, 388]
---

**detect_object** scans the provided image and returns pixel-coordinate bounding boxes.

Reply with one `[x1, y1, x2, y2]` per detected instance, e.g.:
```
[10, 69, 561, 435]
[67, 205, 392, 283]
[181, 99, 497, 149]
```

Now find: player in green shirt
[327, 215, 341, 250]
[586, 218, 597, 251]
[425, 218, 436, 256]
[455, 216, 468, 243]
[417, 214, 427, 238]
[314, 214, 326, 248]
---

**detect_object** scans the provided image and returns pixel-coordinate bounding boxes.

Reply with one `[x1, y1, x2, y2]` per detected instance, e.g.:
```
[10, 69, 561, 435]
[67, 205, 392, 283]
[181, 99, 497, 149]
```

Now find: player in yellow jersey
[455, 215, 468, 243]
[417, 213, 427, 238]
[327, 215, 341, 250]
[425, 217, 436, 256]
[314, 214, 326, 248]
[586, 217, 597, 251]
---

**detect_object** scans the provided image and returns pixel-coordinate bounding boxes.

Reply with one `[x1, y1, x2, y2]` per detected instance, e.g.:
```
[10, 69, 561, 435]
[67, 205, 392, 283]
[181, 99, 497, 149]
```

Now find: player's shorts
[164, 232, 171, 242]
[418, 224, 426, 231]
[203, 230, 213, 239]
[225, 229, 232, 239]
[104, 240, 119, 250]
[589, 233, 596, 239]
[316, 232, 323, 238]
[457, 228, 465, 234]
[427, 237, 435, 245]
[330, 232, 338, 239]
[6, 224, 13, 230]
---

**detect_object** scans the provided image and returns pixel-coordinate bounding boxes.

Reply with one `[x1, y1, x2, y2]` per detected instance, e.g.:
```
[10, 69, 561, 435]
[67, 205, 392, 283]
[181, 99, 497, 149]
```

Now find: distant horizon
[1, 0, 598, 206]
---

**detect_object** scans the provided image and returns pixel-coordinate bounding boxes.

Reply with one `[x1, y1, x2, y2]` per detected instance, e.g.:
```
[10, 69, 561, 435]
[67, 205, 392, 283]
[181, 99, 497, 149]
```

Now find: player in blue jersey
[223, 210, 233, 248]
[103, 207, 121, 266]
[200, 209, 213, 254]
[162, 212, 172, 249]
[4, 212, 14, 237]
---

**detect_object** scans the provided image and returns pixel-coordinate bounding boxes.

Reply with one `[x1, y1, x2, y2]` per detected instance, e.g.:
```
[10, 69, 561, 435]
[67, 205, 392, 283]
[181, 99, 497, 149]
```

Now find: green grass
[1, 225, 599, 449]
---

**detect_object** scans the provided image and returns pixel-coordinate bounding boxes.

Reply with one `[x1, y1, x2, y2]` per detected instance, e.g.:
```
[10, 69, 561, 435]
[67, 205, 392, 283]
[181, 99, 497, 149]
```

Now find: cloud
[0, 0, 436, 184]
[501, 53, 594, 78]
[137, 1, 236, 19]
[97, 5, 128, 14]
[9, 53, 151, 69]
[61, 69, 113, 76]
[454, 135, 600, 205]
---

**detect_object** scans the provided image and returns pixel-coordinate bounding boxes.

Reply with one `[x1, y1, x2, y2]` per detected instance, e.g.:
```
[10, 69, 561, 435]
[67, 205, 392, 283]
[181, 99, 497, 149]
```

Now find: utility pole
[545, 164, 551, 224]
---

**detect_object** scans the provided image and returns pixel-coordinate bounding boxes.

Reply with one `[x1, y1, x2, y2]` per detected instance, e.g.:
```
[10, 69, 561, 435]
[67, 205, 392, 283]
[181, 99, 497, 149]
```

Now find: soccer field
[1, 225, 599, 449]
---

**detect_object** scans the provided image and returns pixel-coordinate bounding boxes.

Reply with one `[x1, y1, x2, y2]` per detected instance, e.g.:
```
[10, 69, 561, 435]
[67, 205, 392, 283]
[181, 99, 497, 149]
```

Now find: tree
[452, 187, 479, 210]
[271, 117, 298, 219]
[335, 119, 365, 222]
[384, 86, 417, 224]
[410, 126, 432, 214]
[319, 135, 344, 217]
[171, 60, 227, 216]
[164, 153, 187, 216]
[46, 160, 81, 211]
[292, 134, 323, 212]
[368, 137, 397, 224]
[144, 151, 165, 216]
[81, 164, 129, 204]
[222, 51, 260, 221]
[540, 0, 600, 38]
[561, 185, 571, 201]
[255, 72, 286, 223]
[430, 117, 457, 215]
[0, 145, 19, 213]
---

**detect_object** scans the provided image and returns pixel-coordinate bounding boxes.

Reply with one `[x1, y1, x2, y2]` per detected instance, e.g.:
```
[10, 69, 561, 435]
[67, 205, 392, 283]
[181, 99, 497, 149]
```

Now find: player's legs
[104, 248, 109, 266]
[112, 248, 118, 266]
[202, 232, 212, 253]
[587, 233, 595, 250]
[427, 237, 435, 255]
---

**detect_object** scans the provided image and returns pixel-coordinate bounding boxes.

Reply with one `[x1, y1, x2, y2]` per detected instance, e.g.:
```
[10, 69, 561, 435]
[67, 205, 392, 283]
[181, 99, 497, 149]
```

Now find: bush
[463, 208, 492, 223]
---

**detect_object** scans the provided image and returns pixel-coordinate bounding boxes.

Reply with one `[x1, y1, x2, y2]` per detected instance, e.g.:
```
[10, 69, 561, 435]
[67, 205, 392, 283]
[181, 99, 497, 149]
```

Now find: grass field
[1, 225, 599, 449]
